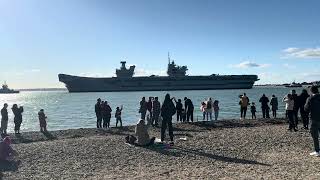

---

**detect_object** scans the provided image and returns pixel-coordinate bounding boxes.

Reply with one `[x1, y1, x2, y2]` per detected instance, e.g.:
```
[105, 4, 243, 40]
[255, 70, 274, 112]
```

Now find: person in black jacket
[139, 97, 147, 120]
[259, 94, 269, 118]
[1, 103, 9, 135]
[12, 104, 23, 134]
[161, 94, 176, 145]
[291, 90, 299, 128]
[299, 89, 310, 129]
[184, 97, 194, 122]
[174, 98, 183, 122]
[95, 98, 102, 128]
[304, 86, 320, 156]
[101, 101, 112, 129]
[152, 97, 161, 126]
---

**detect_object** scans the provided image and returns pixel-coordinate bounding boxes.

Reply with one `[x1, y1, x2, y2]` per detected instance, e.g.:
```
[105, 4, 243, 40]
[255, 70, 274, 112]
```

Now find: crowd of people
[1, 86, 320, 169]
[137, 96, 197, 126]
[237, 87, 320, 156]
[237, 89, 313, 131]
[200, 98, 220, 121]
[1, 104, 48, 137]
[95, 98, 123, 129]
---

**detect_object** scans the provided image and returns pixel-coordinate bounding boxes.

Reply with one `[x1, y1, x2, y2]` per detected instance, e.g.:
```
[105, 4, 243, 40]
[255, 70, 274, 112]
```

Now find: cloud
[282, 47, 320, 59]
[256, 72, 283, 84]
[231, 61, 271, 69]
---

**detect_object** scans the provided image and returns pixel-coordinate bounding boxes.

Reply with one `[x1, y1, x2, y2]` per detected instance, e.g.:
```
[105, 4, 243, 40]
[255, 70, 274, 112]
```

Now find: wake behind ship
[59, 58, 259, 93]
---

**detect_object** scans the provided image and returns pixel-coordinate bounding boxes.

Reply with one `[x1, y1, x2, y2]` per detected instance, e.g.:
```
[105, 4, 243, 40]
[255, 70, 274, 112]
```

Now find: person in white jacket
[283, 94, 297, 131]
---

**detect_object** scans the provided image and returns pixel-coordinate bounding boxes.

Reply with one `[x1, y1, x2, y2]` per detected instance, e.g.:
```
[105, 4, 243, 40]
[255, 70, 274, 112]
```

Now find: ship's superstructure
[59, 56, 259, 92]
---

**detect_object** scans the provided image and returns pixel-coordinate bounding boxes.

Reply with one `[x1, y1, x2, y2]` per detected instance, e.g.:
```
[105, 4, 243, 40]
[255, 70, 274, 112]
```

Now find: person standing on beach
[239, 93, 249, 120]
[139, 97, 147, 120]
[115, 106, 123, 128]
[270, 95, 278, 118]
[38, 109, 47, 132]
[12, 104, 23, 134]
[152, 97, 161, 126]
[304, 86, 320, 156]
[146, 97, 153, 122]
[259, 94, 269, 118]
[299, 89, 310, 129]
[251, 102, 257, 119]
[291, 90, 299, 128]
[1, 103, 9, 135]
[200, 102, 206, 120]
[95, 98, 102, 128]
[102, 101, 112, 129]
[184, 97, 194, 122]
[161, 94, 176, 145]
[283, 94, 297, 132]
[205, 98, 213, 121]
[213, 100, 220, 121]
[174, 98, 183, 122]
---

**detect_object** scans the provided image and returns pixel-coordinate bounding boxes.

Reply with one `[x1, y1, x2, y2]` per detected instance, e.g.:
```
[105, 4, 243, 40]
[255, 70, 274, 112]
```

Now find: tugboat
[285, 81, 302, 88]
[0, 83, 19, 94]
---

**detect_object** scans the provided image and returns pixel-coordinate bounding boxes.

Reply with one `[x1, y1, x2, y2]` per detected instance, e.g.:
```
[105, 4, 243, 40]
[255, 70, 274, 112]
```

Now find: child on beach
[115, 106, 123, 128]
[266, 106, 270, 119]
[38, 109, 47, 132]
[181, 109, 186, 122]
[213, 100, 219, 121]
[251, 103, 257, 119]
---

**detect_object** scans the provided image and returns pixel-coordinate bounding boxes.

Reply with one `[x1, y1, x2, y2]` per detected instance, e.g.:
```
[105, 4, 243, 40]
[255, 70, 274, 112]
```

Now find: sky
[0, 0, 319, 88]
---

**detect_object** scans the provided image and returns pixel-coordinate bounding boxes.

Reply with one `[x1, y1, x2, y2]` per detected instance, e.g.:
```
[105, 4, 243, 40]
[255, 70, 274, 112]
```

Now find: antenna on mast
[168, 52, 170, 64]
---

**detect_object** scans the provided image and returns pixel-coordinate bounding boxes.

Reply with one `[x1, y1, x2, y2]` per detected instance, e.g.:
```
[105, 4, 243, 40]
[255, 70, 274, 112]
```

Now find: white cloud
[256, 72, 283, 84]
[283, 47, 299, 53]
[231, 61, 271, 69]
[282, 47, 320, 59]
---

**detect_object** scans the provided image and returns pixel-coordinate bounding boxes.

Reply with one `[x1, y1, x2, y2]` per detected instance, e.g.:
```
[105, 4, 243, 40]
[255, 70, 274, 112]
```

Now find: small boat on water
[285, 82, 302, 88]
[0, 83, 19, 94]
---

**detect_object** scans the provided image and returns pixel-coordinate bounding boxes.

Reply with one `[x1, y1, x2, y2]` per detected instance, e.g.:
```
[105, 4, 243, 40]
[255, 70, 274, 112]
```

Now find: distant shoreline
[15, 85, 307, 92]
[18, 88, 67, 92]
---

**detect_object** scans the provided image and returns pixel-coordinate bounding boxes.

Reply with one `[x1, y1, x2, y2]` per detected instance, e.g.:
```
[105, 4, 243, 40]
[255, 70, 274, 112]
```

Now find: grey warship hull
[58, 74, 259, 92]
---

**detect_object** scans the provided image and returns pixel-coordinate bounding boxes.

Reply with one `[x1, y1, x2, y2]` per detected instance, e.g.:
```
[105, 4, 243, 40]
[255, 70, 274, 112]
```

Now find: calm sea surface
[0, 87, 307, 132]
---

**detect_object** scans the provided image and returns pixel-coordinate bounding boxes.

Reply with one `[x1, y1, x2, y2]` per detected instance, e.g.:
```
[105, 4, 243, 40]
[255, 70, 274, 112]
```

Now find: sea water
[0, 87, 306, 132]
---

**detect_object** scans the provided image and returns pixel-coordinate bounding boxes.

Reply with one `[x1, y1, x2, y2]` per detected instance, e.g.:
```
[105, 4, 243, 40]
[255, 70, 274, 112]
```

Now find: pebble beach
[2, 119, 320, 180]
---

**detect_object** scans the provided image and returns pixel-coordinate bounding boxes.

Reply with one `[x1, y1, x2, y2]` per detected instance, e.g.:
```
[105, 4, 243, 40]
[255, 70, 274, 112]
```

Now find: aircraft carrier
[59, 56, 259, 93]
